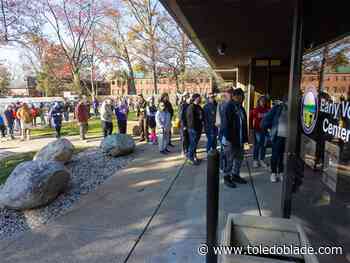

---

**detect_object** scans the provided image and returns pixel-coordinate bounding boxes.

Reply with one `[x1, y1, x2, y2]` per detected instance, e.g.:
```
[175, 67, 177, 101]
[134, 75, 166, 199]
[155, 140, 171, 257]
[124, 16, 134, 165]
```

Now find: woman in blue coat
[49, 102, 63, 138]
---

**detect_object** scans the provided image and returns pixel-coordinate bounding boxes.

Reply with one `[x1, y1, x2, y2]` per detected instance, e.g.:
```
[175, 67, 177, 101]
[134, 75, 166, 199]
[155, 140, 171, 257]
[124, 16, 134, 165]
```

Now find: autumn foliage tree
[37, 0, 106, 93]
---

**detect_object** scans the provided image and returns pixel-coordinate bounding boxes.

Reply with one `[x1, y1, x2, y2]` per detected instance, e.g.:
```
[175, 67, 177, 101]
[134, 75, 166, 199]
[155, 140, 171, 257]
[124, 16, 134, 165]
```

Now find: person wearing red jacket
[250, 96, 270, 168]
[75, 98, 90, 140]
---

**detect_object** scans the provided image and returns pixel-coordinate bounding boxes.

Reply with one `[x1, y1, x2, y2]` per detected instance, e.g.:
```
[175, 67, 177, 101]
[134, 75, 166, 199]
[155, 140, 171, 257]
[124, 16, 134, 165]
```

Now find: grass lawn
[31, 112, 140, 139]
[0, 152, 36, 185]
[31, 117, 103, 138]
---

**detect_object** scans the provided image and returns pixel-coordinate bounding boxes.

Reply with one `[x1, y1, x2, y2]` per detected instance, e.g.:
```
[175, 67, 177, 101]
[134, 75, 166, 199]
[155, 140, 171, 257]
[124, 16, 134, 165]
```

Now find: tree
[0, 64, 11, 95]
[37, 0, 105, 93]
[100, 7, 138, 94]
[124, 0, 164, 94]
[0, 0, 43, 45]
[158, 16, 206, 92]
[21, 34, 70, 96]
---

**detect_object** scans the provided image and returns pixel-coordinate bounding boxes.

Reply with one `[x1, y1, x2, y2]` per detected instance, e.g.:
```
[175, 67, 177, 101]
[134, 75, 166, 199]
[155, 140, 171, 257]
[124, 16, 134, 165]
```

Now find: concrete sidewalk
[0, 138, 282, 263]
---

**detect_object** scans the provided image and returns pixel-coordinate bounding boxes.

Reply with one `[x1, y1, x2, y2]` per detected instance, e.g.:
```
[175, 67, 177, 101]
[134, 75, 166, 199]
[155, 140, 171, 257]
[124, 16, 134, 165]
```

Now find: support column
[282, 0, 304, 218]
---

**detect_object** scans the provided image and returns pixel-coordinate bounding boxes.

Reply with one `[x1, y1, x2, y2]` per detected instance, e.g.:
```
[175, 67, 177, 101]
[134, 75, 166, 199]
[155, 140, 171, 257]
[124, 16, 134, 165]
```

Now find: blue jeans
[187, 129, 201, 161]
[271, 136, 286, 174]
[206, 128, 218, 152]
[253, 131, 266, 161]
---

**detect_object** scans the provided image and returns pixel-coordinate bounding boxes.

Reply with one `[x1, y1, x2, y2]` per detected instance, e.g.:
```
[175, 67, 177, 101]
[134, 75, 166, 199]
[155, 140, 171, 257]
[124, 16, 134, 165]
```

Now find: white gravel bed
[0, 147, 133, 240]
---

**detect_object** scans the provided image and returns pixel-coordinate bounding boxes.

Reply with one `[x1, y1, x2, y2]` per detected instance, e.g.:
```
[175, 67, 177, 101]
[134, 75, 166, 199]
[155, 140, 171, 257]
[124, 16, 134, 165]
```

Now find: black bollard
[207, 149, 220, 263]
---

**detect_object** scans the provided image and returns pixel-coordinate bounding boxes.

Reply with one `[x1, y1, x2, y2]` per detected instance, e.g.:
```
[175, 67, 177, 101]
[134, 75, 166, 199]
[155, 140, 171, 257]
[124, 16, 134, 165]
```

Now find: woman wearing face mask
[156, 102, 171, 154]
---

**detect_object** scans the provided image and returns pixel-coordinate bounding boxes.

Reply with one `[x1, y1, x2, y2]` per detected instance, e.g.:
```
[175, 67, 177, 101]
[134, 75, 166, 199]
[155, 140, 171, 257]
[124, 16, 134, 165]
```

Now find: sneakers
[252, 160, 259, 168]
[278, 173, 283, 181]
[160, 150, 167, 155]
[270, 173, 277, 183]
[231, 174, 247, 184]
[224, 175, 237, 188]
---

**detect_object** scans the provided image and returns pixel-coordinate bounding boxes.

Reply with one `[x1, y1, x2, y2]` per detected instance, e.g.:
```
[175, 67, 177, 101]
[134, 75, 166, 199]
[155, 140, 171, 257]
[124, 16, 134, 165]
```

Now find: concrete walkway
[0, 138, 282, 263]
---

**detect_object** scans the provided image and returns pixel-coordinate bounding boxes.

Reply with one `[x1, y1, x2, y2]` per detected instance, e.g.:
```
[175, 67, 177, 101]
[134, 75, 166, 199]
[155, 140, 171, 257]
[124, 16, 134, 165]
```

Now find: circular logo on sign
[301, 88, 318, 134]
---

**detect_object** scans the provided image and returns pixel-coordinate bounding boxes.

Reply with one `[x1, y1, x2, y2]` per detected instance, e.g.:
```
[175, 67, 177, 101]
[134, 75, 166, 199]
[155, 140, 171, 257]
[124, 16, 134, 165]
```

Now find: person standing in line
[186, 93, 203, 165]
[100, 98, 114, 137]
[17, 103, 33, 141]
[0, 112, 6, 141]
[203, 93, 218, 153]
[63, 99, 70, 122]
[49, 102, 63, 138]
[156, 101, 171, 154]
[160, 93, 174, 147]
[92, 96, 99, 116]
[136, 94, 148, 142]
[30, 104, 38, 127]
[261, 99, 288, 183]
[4, 105, 15, 140]
[115, 99, 128, 134]
[75, 98, 89, 140]
[250, 95, 270, 168]
[146, 96, 157, 144]
[216, 93, 227, 173]
[179, 92, 190, 156]
[221, 88, 248, 188]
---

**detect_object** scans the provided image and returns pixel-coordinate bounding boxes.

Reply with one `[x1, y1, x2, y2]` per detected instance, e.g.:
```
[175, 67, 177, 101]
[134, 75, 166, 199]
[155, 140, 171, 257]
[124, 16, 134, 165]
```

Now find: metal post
[282, 0, 304, 218]
[207, 149, 220, 263]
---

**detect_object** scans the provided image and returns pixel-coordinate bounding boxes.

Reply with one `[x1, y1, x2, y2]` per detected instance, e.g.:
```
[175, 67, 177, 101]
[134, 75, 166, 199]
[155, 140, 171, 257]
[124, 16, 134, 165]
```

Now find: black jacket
[223, 101, 248, 146]
[186, 103, 203, 132]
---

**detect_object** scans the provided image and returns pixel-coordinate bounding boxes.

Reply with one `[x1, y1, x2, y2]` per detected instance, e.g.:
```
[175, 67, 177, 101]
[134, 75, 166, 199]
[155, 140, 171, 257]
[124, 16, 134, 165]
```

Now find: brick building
[301, 69, 350, 100]
[110, 75, 213, 97]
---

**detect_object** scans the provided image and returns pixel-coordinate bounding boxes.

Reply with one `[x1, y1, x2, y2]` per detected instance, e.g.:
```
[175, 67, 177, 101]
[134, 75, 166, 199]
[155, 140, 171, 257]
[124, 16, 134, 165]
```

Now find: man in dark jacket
[186, 93, 203, 165]
[179, 92, 190, 155]
[221, 88, 248, 187]
[136, 94, 148, 142]
[203, 93, 218, 152]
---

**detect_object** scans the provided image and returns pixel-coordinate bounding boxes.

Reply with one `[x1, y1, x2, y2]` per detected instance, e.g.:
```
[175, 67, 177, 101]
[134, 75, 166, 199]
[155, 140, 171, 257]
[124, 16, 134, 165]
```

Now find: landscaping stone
[0, 160, 70, 210]
[0, 147, 133, 240]
[100, 134, 135, 157]
[34, 138, 74, 164]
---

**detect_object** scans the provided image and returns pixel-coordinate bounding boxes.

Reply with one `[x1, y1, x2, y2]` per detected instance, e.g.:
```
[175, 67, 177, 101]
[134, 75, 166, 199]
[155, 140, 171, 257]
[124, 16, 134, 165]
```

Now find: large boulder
[34, 138, 74, 164]
[0, 160, 70, 210]
[101, 134, 135, 157]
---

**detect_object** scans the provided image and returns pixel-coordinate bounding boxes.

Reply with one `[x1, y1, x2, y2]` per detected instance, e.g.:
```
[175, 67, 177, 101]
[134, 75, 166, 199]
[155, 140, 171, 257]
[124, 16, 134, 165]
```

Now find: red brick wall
[111, 77, 212, 97]
[301, 73, 350, 98]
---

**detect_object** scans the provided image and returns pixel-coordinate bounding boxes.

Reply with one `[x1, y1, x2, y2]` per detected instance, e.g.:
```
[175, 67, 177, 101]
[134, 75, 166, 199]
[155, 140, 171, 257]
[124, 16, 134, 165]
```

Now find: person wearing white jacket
[100, 98, 114, 137]
[156, 102, 171, 154]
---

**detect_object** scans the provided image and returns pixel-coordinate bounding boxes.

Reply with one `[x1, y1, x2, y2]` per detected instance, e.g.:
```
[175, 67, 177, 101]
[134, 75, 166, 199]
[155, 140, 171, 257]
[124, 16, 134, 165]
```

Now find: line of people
[177, 87, 288, 187]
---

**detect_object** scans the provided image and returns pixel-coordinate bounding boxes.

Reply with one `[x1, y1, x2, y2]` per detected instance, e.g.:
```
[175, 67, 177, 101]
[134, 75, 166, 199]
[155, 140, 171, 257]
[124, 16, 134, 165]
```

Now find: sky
[0, 46, 26, 88]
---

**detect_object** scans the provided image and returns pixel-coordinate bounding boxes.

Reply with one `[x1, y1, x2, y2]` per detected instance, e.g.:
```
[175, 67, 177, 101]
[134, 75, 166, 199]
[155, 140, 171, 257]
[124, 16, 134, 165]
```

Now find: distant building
[110, 74, 213, 97]
[10, 76, 42, 97]
[301, 66, 350, 100]
[9, 76, 111, 97]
